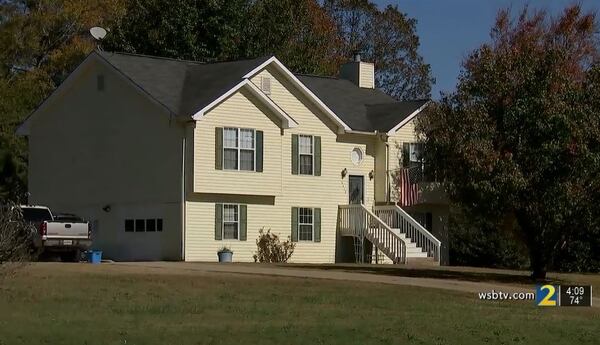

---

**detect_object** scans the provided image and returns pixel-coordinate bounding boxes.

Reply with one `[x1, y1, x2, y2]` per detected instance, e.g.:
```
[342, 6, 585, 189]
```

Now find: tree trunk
[515, 210, 547, 280]
[529, 248, 547, 280]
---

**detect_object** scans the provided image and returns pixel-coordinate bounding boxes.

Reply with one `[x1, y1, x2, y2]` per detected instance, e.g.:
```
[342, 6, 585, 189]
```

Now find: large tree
[104, 0, 249, 62]
[0, 0, 124, 201]
[241, 0, 343, 76]
[323, 0, 433, 100]
[105, 0, 344, 75]
[418, 6, 600, 278]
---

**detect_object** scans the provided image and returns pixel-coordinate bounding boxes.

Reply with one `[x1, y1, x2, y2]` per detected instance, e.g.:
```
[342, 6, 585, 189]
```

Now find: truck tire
[62, 249, 81, 262]
[72, 249, 82, 262]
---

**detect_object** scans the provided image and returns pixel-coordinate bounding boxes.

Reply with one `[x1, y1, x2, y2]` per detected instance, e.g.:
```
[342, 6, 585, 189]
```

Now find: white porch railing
[373, 204, 441, 263]
[337, 204, 407, 264]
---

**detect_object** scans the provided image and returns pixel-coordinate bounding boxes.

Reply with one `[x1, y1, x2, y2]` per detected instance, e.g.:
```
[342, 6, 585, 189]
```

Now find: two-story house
[18, 51, 448, 264]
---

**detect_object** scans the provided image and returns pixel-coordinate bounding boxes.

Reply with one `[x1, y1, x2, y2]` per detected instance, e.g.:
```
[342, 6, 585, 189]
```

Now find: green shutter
[215, 128, 223, 170]
[402, 143, 410, 168]
[314, 136, 321, 176]
[215, 204, 223, 240]
[291, 134, 299, 175]
[314, 208, 321, 242]
[291, 207, 298, 242]
[239, 205, 247, 241]
[256, 130, 263, 172]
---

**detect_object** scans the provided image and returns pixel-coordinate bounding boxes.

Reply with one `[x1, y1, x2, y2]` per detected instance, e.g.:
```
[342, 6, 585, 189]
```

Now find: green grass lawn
[0, 264, 598, 345]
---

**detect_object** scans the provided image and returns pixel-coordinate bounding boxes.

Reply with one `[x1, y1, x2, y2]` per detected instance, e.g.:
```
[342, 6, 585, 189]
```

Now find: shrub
[449, 206, 528, 269]
[253, 228, 295, 263]
[218, 246, 233, 254]
[0, 203, 39, 276]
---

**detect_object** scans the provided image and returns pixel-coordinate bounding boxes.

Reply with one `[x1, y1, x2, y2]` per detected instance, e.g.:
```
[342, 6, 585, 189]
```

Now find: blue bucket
[87, 250, 103, 264]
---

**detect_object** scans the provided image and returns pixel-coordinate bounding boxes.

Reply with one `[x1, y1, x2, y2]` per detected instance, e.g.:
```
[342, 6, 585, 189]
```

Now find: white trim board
[191, 79, 298, 129]
[386, 101, 431, 136]
[243, 56, 351, 132]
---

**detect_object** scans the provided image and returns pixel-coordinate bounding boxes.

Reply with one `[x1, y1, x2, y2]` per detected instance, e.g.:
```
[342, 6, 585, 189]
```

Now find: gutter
[345, 129, 378, 135]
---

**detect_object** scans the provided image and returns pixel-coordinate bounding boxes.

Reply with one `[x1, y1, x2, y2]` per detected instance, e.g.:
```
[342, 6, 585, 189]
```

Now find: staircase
[337, 204, 441, 264]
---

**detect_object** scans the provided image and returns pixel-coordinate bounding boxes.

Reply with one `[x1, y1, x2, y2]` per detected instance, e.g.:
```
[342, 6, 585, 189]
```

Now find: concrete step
[378, 245, 425, 256]
[405, 251, 428, 258]
[404, 256, 439, 266]
[405, 246, 425, 254]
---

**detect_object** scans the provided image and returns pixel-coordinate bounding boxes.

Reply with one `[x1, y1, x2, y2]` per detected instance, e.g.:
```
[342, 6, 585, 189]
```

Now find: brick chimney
[339, 52, 375, 89]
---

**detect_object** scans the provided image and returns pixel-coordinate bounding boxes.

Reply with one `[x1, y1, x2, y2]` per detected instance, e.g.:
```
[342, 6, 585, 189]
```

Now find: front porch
[337, 204, 442, 265]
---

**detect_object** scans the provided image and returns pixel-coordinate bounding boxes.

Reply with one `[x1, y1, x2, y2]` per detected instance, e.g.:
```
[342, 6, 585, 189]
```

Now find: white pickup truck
[20, 205, 92, 261]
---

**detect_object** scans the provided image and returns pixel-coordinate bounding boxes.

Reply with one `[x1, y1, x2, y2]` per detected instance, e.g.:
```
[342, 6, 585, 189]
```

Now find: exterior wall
[339, 61, 374, 89]
[374, 136, 388, 203]
[404, 204, 450, 265]
[185, 66, 377, 263]
[359, 62, 375, 89]
[193, 89, 283, 196]
[388, 118, 419, 173]
[387, 118, 447, 204]
[27, 58, 184, 261]
[387, 118, 449, 264]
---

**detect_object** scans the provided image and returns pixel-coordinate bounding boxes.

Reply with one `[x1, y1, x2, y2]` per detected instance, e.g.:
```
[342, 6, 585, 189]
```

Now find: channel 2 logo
[535, 285, 592, 307]
[535, 285, 558, 306]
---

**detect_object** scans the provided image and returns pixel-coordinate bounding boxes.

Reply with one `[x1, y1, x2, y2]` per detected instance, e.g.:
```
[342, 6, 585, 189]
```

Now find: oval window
[351, 148, 363, 165]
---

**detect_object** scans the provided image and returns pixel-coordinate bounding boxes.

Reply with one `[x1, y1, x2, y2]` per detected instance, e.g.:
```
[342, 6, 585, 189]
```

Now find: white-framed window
[223, 204, 239, 240]
[407, 142, 426, 182]
[298, 207, 314, 241]
[350, 147, 363, 165]
[298, 135, 314, 175]
[223, 128, 255, 171]
[409, 143, 424, 166]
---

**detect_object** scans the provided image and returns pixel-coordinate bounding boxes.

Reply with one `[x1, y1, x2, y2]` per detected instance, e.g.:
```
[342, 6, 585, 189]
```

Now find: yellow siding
[28, 58, 183, 260]
[359, 62, 375, 89]
[374, 137, 388, 202]
[193, 89, 283, 196]
[185, 66, 378, 263]
[388, 119, 419, 172]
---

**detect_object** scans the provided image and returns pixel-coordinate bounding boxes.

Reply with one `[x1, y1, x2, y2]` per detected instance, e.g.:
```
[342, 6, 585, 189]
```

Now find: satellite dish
[90, 27, 107, 40]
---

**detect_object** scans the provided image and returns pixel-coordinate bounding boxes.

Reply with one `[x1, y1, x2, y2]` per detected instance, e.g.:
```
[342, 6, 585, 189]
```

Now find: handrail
[338, 204, 407, 264]
[373, 204, 441, 263]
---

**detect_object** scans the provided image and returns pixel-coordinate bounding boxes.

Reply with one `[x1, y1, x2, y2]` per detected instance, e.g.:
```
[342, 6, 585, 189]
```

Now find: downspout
[180, 124, 187, 261]
[385, 139, 390, 203]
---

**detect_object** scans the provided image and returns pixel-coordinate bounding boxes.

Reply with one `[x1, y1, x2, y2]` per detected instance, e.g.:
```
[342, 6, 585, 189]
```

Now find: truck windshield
[21, 208, 52, 222]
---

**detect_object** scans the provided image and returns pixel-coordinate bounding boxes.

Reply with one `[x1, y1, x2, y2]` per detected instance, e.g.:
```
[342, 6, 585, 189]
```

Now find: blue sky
[372, 0, 600, 98]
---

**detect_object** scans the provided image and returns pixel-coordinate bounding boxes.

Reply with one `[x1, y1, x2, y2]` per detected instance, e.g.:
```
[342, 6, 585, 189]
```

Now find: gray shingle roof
[98, 52, 269, 116]
[98, 52, 428, 131]
[296, 75, 428, 132]
[365, 100, 430, 132]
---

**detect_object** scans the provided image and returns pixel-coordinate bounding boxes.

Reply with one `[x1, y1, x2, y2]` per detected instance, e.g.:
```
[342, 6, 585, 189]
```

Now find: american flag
[396, 167, 419, 207]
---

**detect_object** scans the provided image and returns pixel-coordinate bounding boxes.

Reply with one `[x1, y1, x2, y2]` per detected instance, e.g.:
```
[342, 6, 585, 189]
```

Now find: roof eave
[16, 51, 99, 136]
[345, 129, 378, 135]
[385, 100, 431, 136]
[243, 56, 351, 132]
[191, 79, 298, 129]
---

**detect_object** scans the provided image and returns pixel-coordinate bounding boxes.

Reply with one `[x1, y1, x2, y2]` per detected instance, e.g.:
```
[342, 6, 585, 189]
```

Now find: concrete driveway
[111, 261, 579, 301]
